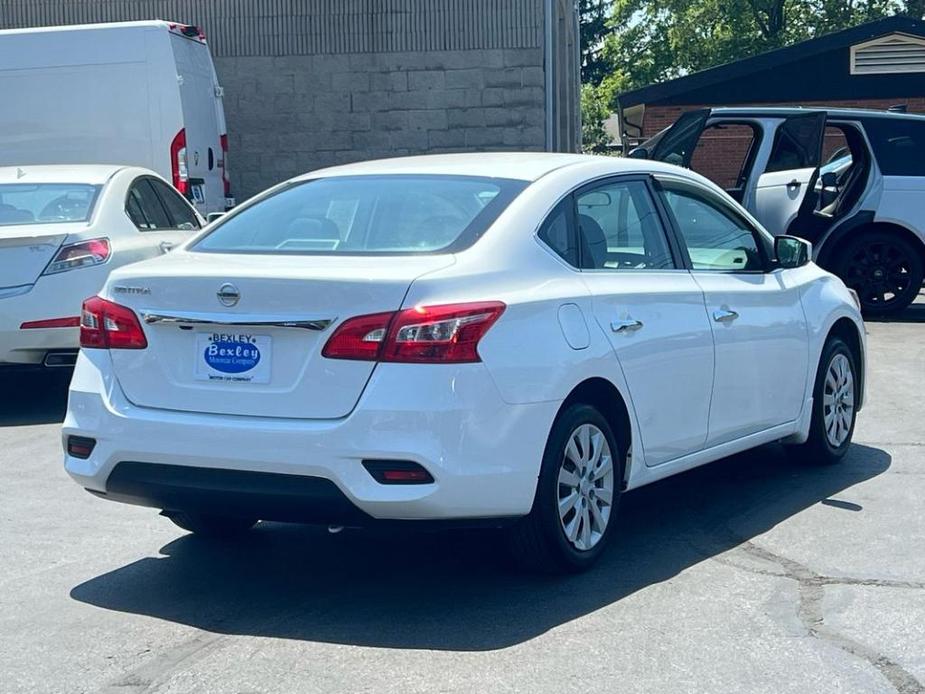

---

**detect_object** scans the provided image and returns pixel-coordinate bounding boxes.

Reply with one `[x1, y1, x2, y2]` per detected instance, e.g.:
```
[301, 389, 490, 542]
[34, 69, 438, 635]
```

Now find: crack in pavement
[732, 542, 925, 694]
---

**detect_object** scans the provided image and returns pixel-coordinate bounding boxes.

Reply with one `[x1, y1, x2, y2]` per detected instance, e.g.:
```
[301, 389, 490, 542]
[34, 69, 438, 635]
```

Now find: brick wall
[219, 48, 547, 199]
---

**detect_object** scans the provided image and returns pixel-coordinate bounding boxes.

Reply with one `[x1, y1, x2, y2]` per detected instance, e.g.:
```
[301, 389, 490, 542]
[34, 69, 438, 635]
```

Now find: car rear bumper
[63, 349, 559, 521]
[0, 266, 110, 364]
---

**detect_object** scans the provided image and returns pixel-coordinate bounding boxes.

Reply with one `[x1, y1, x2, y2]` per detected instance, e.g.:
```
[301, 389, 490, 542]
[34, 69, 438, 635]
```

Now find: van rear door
[169, 31, 224, 215]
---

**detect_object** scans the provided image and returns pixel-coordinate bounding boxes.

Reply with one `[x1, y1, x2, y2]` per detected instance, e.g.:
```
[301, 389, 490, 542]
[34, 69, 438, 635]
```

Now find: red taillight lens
[220, 133, 232, 197]
[321, 311, 394, 360]
[384, 302, 505, 363]
[170, 128, 189, 196]
[322, 302, 505, 364]
[80, 296, 148, 350]
[43, 238, 110, 275]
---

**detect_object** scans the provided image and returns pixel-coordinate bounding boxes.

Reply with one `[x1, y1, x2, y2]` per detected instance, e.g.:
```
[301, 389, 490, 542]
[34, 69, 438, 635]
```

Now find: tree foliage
[578, 0, 925, 150]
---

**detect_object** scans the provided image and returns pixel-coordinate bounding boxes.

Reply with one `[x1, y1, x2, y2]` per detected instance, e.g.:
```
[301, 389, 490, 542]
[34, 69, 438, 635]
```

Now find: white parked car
[0, 21, 233, 214]
[63, 154, 865, 572]
[1, 165, 204, 367]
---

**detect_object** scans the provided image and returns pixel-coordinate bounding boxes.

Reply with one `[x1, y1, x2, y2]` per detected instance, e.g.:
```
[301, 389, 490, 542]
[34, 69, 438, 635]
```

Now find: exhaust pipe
[43, 351, 78, 368]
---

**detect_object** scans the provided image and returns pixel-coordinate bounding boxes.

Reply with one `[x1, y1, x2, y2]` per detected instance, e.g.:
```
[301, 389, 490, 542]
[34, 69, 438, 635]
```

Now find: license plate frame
[194, 332, 272, 384]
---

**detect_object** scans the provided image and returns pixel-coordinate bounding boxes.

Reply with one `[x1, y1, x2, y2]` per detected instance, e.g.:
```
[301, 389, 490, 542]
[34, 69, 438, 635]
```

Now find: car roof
[709, 106, 925, 121]
[297, 152, 678, 182]
[0, 164, 133, 185]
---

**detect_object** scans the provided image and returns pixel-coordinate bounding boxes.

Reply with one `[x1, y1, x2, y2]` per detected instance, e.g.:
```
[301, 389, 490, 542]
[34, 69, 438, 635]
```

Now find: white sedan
[63, 154, 865, 572]
[1, 165, 203, 367]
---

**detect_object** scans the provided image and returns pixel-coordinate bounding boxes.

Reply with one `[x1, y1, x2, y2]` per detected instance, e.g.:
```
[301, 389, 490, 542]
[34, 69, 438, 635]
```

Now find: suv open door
[629, 109, 711, 166]
[752, 112, 826, 236]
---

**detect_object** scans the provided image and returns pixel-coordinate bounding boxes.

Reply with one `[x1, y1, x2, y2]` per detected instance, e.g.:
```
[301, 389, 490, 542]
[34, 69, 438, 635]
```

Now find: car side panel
[873, 176, 925, 246]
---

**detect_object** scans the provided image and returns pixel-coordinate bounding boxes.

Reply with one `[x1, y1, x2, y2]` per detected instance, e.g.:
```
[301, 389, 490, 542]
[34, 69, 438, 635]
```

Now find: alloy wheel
[844, 240, 914, 310]
[823, 353, 854, 448]
[556, 423, 615, 552]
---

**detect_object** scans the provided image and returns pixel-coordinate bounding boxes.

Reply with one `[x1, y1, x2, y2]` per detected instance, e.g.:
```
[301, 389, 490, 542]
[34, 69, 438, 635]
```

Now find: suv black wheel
[507, 404, 623, 573]
[837, 231, 923, 316]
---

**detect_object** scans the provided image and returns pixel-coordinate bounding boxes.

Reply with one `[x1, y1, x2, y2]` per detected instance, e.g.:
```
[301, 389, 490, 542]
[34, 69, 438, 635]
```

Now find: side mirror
[206, 212, 226, 223]
[821, 171, 838, 188]
[775, 235, 812, 269]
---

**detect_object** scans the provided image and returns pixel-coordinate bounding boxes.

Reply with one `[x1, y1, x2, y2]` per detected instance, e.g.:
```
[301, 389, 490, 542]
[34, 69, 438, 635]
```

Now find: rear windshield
[0, 183, 100, 227]
[862, 117, 925, 176]
[194, 175, 528, 255]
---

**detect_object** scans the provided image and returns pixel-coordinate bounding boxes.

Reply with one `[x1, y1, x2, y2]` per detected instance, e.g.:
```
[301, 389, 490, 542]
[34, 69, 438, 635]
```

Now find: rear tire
[507, 404, 623, 573]
[790, 336, 858, 466]
[166, 511, 257, 538]
[836, 231, 923, 316]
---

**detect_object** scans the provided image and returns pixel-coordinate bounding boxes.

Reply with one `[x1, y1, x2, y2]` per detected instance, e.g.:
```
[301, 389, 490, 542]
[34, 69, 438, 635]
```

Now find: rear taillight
[321, 311, 394, 361]
[322, 302, 505, 364]
[20, 316, 80, 329]
[80, 296, 148, 350]
[170, 128, 189, 197]
[42, 238, 110, 275]
[220, 133, 232, 198]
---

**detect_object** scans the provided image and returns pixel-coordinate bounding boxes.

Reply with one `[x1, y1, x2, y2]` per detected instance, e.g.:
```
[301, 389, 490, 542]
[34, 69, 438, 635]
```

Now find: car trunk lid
[0, 225, 77, 289]
[107, 251, 454, 419]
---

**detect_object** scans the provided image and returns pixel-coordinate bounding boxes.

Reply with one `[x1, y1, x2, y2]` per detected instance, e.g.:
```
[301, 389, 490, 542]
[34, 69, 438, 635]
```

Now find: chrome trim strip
[141, 312, 335, 331]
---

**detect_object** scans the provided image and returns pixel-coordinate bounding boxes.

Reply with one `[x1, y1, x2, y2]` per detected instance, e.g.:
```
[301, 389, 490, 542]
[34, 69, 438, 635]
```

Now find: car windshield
[194, 175, 528, 255]
[0, 183, 101, 227]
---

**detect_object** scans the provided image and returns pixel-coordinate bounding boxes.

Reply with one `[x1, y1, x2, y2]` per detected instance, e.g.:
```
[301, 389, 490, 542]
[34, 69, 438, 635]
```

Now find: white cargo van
[0, 21, 233, 214]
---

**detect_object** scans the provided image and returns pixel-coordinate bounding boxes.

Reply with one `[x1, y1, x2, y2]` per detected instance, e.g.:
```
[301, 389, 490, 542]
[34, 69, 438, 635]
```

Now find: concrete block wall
[1, 0, 581, 202]
[219, 47, 548, 199]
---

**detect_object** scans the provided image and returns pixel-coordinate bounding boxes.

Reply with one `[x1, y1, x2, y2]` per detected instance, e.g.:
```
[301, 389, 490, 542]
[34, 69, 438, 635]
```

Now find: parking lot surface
[1, 299, 923, 694]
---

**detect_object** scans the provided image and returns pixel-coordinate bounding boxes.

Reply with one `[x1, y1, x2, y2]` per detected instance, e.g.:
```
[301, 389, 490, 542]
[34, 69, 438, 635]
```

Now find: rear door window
[766, 113, 825, 172]
[148, 178, 201, 230]
[863, 118, 925, 176]
[126, 179, 172, 230]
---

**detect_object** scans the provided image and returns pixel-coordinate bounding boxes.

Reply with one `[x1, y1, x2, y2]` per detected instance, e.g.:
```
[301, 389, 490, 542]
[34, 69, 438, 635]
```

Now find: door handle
[713, 308, 739, 323]
[786, 179, 802, 190]
[159, 241, 176, 253]
[611, 318, 643, 334]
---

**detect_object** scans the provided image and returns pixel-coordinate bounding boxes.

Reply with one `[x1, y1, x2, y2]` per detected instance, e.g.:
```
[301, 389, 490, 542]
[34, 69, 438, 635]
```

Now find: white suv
[632, 107, 925, 315]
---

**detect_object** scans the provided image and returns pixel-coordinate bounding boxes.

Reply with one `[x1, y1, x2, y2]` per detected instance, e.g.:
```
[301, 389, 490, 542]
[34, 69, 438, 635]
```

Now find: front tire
[166, 511, 257, 538]
[507, 404, 623, 573]
[791, 336, 858, 465]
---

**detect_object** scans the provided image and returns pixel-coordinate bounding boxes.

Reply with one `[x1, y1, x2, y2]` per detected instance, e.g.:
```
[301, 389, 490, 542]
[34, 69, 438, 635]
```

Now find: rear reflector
[362, 460, 434, 485]
[20, 316, 80, 329]
[322, 301, 505, 363]
[66, 435, 96, 459]
[80, 296, 148, 349]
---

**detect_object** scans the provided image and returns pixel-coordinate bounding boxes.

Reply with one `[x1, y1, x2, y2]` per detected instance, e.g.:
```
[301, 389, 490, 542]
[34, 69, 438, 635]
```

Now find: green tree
[579, 0, 611, 83]
[597, 0, 907, 94]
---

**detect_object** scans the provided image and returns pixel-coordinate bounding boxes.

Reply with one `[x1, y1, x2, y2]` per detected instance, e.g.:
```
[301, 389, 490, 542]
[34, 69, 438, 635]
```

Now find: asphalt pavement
[1, 297, 923, 693]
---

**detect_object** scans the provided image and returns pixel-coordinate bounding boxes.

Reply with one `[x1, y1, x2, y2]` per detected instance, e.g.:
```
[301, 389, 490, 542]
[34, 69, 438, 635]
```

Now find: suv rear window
[194, 175, 527, 255]
[863, 118, 925, 176]
[0, 183, 100, 227]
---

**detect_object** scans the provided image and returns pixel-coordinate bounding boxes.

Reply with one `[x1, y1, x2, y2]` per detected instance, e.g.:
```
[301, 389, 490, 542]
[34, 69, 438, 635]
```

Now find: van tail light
[80, 296, 148, 350]
[170, 128, 189, 196]
[220, 133, 232, 197]
[42, 238, 110, 275]
[322, 302, 505, 364]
